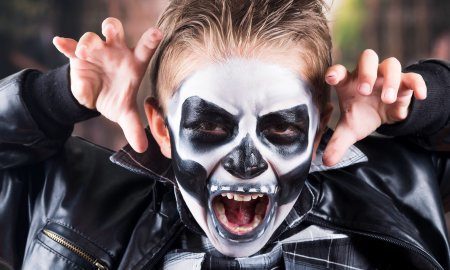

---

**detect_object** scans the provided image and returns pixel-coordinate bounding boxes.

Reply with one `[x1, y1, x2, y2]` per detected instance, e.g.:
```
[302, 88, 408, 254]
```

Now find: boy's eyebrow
[181, 96, 237, 118]
[258, 104, 309, 123]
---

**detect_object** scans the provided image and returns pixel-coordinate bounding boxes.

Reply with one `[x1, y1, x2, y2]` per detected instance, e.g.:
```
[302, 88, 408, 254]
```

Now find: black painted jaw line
[207, 183, 278, 242]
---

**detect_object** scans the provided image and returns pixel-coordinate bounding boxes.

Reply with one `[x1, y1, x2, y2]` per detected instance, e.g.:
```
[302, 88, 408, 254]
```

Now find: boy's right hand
[53, 17, 162, 153]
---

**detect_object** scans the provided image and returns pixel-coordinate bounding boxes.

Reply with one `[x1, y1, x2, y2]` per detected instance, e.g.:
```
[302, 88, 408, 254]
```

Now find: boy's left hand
[322, 49, 427, 166]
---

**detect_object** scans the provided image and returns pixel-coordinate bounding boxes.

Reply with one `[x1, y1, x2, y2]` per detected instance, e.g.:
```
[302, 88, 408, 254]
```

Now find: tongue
[222, 198, 258, 225]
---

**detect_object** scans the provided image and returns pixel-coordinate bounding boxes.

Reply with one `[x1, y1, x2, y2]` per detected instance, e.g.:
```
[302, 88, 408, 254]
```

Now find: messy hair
[149, 0, 332, 112]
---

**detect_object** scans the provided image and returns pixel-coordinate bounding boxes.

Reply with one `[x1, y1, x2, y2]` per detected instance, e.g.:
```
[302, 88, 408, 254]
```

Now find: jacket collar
[109, 127, 368, 183]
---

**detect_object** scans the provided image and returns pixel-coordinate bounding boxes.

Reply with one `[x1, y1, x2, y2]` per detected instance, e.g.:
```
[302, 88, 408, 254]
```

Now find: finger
[378, 57, 402, 104]
[75, 32, 104, 62]
[134, 28, 163, 64]
[325, 64, 350, 86]
[102, 17, 126, 46]
[53, 37, 77, 58]
[322, 123, 357, 167]
[118, 109, 148, 153]
[356, 49, 379, 95]
[401, 72, 427, 100]
[385, 90, 413, 123]
[69, 57, 103, 73]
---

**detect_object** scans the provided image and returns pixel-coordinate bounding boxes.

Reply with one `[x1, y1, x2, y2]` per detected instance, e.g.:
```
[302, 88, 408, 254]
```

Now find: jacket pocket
[34, 222, 111, 270]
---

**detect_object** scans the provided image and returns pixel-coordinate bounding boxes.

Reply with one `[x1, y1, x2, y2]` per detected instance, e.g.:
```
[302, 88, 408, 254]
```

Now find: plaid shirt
[162, 130, 377, 269]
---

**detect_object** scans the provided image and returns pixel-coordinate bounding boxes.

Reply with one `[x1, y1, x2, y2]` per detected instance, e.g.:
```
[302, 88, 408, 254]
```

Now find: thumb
[118, 109, 148, 153]
[53, 37, 78, 58]
[322, 122, 357, 167]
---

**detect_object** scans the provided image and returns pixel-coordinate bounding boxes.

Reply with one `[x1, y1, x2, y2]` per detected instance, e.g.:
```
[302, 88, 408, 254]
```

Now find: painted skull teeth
[209, 184, 277, 194]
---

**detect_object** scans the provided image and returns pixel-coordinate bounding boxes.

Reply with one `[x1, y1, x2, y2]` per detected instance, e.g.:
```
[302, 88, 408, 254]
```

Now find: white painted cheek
[178, 184, 209, 235]
[272, 199, 298, 235]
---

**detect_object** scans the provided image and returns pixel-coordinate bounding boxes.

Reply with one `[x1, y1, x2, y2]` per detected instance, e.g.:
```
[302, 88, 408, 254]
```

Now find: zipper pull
[94, 260, 108, 270]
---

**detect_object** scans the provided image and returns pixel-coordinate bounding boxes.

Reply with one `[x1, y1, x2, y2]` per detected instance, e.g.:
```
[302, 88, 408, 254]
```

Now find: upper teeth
[209, 185, 276, 194]
[221, 193, 264, 201]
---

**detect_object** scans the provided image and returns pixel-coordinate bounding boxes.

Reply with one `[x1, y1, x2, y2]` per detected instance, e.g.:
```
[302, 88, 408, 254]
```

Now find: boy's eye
[196, 122, 229, 136]
[263, 124, 299, 136]
[261, 123, 304, 145]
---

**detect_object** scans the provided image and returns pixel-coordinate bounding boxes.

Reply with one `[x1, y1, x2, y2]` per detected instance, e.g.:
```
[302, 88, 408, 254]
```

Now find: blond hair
[149, 0, 332, 112]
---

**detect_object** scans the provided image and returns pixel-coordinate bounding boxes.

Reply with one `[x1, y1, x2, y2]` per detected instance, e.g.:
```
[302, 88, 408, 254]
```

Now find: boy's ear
[144, 98, 172, 159]
[312, 102, 333, 160]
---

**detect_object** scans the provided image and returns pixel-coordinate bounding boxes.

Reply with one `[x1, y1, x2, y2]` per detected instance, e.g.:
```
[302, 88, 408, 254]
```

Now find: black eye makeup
[180, 96, 238, 146]
[257, 104, 309, 153]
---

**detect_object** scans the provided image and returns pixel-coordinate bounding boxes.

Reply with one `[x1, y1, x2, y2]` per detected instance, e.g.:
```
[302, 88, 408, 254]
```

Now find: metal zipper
[305, 215, 444, 270]
[43, 229, 109, 270]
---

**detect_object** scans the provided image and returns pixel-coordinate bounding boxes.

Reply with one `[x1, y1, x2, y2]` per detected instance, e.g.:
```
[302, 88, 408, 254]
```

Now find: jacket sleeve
[377, 59, 450, 200]
[0, 65, 99, 169]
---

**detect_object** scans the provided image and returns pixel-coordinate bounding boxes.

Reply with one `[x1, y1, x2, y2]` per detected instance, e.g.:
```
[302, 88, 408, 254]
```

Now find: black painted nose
[222, 135, 268, 179]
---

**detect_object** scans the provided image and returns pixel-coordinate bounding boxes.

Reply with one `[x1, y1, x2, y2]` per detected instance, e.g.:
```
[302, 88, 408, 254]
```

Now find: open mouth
[212, 192, 269, 235]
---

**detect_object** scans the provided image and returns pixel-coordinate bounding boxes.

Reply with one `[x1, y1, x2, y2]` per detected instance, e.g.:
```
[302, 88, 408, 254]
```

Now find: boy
[1, 0, 449, 269]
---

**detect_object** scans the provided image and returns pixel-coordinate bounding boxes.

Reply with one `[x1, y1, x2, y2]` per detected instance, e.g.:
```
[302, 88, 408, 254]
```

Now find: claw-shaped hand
[322, 49, 427, 166]
[53, 17, 163, 153]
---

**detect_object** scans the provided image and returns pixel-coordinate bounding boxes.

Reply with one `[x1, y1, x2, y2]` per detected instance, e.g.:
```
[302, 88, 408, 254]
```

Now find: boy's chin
[205, 214, 275, 257]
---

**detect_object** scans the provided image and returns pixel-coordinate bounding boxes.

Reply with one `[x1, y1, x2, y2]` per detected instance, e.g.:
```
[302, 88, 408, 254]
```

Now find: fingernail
[384, 88, 396, 102]
[326, 72, 336, 78]
[151, 30, 162, 39]
[358, 83, 371, 95]
[326, 72, 336, 84]
[104, 24, 115, 34]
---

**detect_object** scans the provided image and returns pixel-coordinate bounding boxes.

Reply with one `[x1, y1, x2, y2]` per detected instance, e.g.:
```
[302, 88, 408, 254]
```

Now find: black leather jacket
[0, 60, 449, 270]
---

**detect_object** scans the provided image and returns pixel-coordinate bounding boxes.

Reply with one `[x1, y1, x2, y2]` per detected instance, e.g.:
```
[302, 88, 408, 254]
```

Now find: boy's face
[165, 58, 319, 257]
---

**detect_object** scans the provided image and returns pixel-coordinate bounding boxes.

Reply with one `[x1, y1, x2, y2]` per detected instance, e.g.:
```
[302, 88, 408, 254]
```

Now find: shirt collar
[309, 128, 368, 173]
[110, 127, 175, 184]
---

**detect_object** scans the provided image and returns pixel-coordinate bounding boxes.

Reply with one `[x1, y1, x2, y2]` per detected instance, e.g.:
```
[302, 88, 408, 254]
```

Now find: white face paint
[167, 58, 319, 257]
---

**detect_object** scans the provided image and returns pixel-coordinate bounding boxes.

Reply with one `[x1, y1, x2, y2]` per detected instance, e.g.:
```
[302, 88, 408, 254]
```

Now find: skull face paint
[166, 58, 319, 257]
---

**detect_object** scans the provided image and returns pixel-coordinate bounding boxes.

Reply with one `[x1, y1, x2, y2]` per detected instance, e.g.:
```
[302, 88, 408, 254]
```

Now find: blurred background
[0, 0, 448, 150]
[0, 0, 449, 227]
